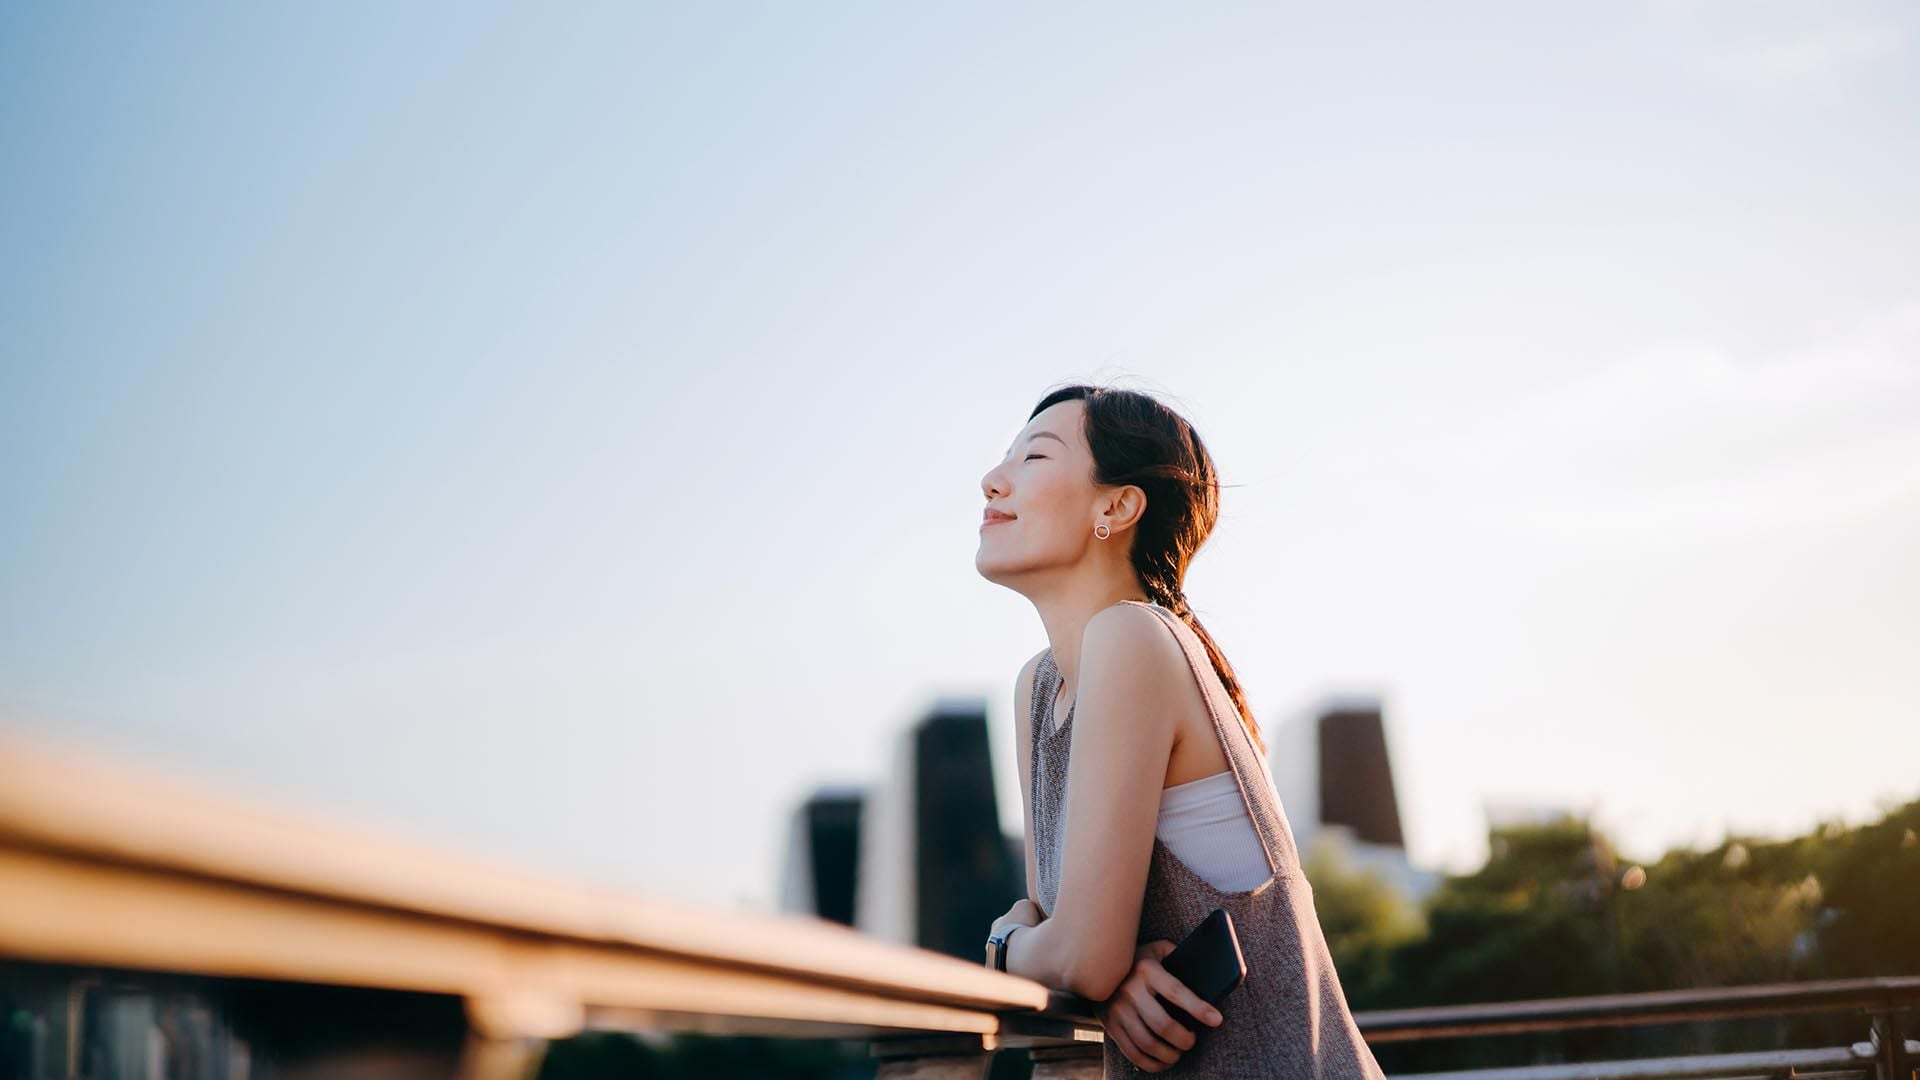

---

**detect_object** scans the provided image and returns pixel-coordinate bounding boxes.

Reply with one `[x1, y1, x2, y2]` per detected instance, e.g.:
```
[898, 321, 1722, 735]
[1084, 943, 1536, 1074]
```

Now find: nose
[982, 461, 1008, 501]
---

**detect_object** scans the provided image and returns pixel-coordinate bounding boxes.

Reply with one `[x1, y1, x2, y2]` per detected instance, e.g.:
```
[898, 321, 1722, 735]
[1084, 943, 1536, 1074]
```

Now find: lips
[982, 510, 1015, 527]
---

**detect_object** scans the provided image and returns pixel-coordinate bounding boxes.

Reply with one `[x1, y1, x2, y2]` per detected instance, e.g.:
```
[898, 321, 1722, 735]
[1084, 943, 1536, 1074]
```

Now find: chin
[975, 550, 1014, 583]
[974, 551, 996, 578]
[977, 545, 1043, 587]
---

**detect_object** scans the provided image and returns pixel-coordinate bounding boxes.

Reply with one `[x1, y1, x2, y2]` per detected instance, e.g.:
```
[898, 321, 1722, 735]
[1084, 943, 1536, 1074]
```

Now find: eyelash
[1025, 454, 1045, 461]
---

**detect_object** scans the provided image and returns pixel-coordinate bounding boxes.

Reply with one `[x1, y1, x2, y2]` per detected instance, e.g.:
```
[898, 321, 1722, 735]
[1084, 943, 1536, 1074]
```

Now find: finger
[1149, 966, 1224, 1029]
[1127, 956, 1202, 1045]
[1129, 984, 1197, 1052]
[1107, 1011, 1152, 1070]
[1116, 1002, 1183, 1067]
[1134, 939, 1171, 964]
[1105, 1014, 1144, 1068]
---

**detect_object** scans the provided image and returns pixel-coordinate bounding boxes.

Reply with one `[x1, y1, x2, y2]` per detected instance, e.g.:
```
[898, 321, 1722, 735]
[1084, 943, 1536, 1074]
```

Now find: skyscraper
[784, 698, 1020, 961]
[1271, 694, 1439, 904]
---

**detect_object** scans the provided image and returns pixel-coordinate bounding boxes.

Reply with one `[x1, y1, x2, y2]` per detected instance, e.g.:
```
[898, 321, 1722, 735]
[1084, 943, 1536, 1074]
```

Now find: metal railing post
[1871, 1009, 1913, 1080]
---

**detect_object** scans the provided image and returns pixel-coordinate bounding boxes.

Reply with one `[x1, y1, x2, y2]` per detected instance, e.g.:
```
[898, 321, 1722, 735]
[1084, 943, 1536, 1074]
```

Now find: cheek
[1031, 481, 1086, 531]
[1015, 509, 1077, 550]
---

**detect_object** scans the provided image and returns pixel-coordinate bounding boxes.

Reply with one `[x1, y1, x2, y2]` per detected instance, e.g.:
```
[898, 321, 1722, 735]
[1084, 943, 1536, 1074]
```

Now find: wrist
[985, 924, 1021, 971]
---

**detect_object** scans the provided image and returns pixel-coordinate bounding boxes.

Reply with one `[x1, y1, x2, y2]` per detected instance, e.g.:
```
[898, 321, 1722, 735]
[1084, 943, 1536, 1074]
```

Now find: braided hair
[1028, 384, 1265, 756]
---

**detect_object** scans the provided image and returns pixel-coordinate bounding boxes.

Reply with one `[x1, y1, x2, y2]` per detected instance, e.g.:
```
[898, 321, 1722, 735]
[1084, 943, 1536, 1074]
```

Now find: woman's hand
[1095, 940, 1223, 1073]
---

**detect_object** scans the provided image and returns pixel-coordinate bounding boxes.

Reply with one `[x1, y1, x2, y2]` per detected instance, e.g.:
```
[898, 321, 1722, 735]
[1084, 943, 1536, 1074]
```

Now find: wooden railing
[0, 731, 1104, 1078]
[3, 729, 1914, 1080]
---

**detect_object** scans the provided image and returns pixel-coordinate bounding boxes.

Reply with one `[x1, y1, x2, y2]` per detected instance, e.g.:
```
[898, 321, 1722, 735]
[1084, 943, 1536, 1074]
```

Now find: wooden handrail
[0, 729, 1092, 1047]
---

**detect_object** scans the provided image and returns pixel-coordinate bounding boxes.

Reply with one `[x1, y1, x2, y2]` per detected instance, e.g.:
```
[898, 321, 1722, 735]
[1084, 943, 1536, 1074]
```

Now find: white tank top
[1155, 769, 1273, 892]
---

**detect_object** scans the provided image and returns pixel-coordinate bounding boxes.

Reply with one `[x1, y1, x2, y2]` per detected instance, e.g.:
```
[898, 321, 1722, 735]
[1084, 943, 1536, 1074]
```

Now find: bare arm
[1001, 605, 1186, 1001]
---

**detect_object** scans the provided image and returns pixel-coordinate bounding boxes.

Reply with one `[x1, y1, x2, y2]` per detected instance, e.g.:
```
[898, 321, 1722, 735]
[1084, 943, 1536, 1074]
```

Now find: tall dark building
[783, 698, 1022, 961]
[1317, 705, 1405, 847]
[778, 786, 866, 927]
[910, 702, 1022, 959]
[1272, 694, 1439, 905]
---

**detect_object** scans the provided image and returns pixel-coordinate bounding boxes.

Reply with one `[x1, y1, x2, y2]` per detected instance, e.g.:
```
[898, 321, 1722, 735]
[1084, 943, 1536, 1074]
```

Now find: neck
[1034, 580, 1153, 700]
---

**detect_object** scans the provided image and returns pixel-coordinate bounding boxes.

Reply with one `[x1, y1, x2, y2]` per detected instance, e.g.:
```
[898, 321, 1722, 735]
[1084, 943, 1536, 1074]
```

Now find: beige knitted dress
[1029, 600, 1387, 1079]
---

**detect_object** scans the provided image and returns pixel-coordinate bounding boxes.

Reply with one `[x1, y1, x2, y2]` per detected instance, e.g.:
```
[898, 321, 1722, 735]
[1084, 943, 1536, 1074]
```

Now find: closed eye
[1025, 454, 1046, 461]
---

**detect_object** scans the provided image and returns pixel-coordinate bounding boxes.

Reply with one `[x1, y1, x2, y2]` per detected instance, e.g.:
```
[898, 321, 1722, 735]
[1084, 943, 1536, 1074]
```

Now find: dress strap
[1125, 600, 1284, 878]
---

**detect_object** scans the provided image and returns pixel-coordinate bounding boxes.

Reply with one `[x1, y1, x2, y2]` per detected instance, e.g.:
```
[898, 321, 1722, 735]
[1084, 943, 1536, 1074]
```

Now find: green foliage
[1609, 835, 1820, 990]
[1309, 795, 1920, 1010]
[1379, 817, 1621, 1007]
[1305, 798, 1920, 1074]
[1301, 835, 1425, 1005]
[1809, 800, 1920, 975]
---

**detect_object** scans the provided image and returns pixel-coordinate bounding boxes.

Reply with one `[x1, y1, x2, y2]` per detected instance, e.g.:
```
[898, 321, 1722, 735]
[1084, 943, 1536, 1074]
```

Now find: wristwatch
[984, 926, 1019, 971]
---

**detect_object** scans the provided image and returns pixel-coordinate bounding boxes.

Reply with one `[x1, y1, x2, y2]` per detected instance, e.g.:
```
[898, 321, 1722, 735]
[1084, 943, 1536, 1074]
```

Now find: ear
[1098, 484, 1149, 535]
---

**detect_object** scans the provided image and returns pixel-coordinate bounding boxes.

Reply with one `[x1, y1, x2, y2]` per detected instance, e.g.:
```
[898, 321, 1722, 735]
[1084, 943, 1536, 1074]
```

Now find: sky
[2, 2, 1916, 913]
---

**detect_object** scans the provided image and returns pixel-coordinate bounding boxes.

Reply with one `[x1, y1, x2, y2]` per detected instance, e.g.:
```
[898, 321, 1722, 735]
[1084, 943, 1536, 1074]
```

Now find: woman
[976, 384, 1386, 1078]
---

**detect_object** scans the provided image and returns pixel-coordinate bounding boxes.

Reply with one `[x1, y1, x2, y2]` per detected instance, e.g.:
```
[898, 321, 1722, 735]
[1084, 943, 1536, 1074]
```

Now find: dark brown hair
[1030, 384, 1265, 756]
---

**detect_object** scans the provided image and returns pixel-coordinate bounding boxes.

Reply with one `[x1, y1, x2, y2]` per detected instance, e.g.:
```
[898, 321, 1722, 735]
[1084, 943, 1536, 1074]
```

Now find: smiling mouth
[981, 516, 1014, 528]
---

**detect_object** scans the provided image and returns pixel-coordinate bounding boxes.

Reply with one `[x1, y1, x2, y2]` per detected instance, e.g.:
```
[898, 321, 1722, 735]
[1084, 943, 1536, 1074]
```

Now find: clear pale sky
[3, 3, 1916, 912]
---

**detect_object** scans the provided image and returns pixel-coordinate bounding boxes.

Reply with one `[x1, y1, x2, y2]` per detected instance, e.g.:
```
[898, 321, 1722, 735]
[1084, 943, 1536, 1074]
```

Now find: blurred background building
[781, 697, 1021, 962]
[1272, 694, 1442, 907]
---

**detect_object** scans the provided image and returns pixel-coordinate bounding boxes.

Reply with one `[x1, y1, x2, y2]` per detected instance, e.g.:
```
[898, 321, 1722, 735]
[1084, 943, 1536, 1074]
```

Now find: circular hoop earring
[1093, 523, 1111, 540]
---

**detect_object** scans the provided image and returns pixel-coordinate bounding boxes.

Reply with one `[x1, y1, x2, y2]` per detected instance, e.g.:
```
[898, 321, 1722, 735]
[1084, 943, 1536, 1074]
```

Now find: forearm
[1001, 916, 1078, 993]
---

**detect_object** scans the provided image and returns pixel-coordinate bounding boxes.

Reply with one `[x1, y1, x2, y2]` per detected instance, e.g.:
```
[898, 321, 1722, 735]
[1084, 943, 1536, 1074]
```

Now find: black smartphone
[1153, 907, 1248, 1044]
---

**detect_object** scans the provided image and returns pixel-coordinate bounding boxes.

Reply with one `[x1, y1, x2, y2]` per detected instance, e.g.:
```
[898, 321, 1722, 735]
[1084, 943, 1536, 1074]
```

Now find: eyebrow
[1008, 431, 1067, 453]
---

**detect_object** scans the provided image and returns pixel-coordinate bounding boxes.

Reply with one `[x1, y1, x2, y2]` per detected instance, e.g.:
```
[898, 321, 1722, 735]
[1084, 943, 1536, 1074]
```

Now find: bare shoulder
[1083, 600, 1181, 659]
[1080, 602, 1190, 706]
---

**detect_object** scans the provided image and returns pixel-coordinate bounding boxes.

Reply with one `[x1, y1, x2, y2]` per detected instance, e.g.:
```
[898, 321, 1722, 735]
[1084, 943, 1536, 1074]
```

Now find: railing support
[1871, 1009, 1913, 1080]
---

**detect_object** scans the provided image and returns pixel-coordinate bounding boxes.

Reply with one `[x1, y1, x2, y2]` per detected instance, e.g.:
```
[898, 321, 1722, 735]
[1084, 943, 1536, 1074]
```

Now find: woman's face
[976, 400, 1096, 582]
